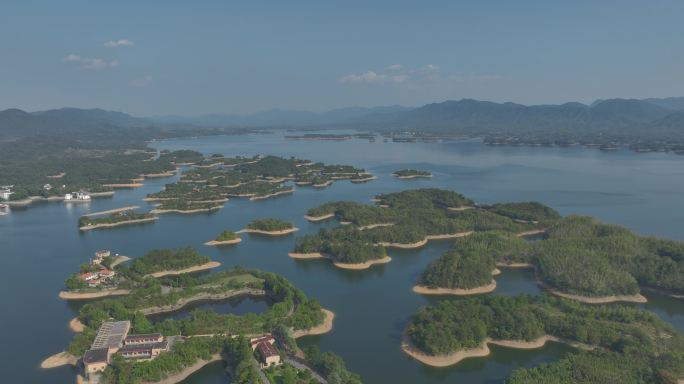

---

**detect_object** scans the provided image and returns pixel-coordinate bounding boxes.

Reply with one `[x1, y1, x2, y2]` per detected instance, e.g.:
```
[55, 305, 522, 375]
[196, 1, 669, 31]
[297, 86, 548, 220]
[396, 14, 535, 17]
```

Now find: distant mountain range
[148, 105, 409, 127]
[1, 97, 682, 143]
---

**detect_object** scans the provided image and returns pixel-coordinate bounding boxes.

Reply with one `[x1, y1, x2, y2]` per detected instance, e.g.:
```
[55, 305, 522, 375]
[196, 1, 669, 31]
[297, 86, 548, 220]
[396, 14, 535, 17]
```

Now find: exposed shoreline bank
[402, 335, 591, 368]
[238, 227, 299, 236]
[146, 261, 221, 278]
[413, 281, 497, 296]
[376, 231, 474, 249]
[59, 289, 131, 300]
[150, 205, 223, 214]
[288, 252, 391, 270]
[495, 263, 649, 303]
[304, 213, 335, 222]
[292, 309, 335, 338]
[249, 189, 295, 201]
[145, 354, 222, 384]
[82, 206, 140, 217]
[69, 317, 86, 332]
[204, 238, 242, 246]
[40, 351, 79, 369]
[79, 216, 158, 231]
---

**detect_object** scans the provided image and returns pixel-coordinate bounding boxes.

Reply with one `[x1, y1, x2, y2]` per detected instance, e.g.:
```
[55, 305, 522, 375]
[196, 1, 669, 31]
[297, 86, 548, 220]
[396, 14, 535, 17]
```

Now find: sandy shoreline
[82, 205, 140, 217]
[102, 183, 144, 188]
[358, 223, 395, 230]
[447, 206, 476, 212]
[146, 354, 222, 384]
[496, 262, 534, 268]
[40, 351, 79, 369]
[496, 263, 648, 304]
[516, 229, 547, 237]
[313, 180, 334, 188]
[79, 216, 158, 231]
[333, 256, 392, 270]
[376, 231, 474, 249]
[402, 335, 590, 367]
[413, 281, 496, 296]
[238, 227, 299, 236]
[69, 317, 86, 332]
[204, 238, 242, 246]
[147, 261, 221, 278]
[151, 205, 223, 214]
[141, 171, 176, 178]
[539, 281, 648, 304]
[288, 252, 391, 270]
[292, 309, 335, 338]
[59, 289, 131, 300]
[140, 288, 266, 315]
[249, 189, 295, 200]
[350, 175, 377, 183]
[394, 174, 433, 179]
[304, 213, 335, 222]
[110, 255, 131, 268]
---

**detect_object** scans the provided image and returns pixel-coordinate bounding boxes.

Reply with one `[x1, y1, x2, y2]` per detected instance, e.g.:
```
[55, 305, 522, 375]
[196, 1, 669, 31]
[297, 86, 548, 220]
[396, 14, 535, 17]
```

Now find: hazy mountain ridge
[0, 97, 681, 142]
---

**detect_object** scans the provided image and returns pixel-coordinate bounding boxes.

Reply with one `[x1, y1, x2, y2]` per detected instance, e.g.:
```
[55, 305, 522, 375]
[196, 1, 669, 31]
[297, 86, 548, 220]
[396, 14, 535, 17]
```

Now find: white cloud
[63, 54, 119, 70]
[339, 71, 408, 84]
[104, 39, 134, 48]
[339, 64, 500, 88]
[130, 75, 153, 87]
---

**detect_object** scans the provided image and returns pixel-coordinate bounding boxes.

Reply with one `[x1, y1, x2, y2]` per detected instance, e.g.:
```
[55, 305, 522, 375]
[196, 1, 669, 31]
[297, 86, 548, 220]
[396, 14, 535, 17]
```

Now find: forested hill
[0, 107, 148, 140]
[2, 97, 683, 146]
[366, 98, 683, 138]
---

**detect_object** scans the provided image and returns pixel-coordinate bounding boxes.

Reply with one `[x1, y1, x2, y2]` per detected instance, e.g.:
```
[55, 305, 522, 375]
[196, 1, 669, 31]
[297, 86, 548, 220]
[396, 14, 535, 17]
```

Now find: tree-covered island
[50, 262, 353, 384]
[403, 294, 684, 383]
[143, 155, 373, 215]
[293, 189, 549, 269]
[205, 230, 241, 246]
[78, 210, 158, 231]
[416, 215, 684, 302]
[241, 219, 298, 236]
[60, 248, 220, 299]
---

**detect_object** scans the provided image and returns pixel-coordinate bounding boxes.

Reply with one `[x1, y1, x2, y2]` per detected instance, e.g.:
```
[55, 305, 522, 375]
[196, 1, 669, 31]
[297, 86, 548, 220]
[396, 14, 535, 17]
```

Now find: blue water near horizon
[1, 131, 683, 383]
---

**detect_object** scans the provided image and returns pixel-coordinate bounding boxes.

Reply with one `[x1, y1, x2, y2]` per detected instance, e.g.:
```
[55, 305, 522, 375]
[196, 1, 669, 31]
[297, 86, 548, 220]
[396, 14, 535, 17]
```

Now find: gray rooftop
[91, 320, 131, 350]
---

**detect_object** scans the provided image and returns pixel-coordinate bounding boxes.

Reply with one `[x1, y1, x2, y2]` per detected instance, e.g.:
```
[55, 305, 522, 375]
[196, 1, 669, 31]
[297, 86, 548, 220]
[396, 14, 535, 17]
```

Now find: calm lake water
[1, 131, 683, 384]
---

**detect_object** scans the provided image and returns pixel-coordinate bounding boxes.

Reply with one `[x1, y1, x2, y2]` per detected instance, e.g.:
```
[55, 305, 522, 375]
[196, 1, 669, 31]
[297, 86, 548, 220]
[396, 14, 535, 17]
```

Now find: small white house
[43, 184, 52, 191]
[0, 189, 13, 200]
[64, 193, 73, 200]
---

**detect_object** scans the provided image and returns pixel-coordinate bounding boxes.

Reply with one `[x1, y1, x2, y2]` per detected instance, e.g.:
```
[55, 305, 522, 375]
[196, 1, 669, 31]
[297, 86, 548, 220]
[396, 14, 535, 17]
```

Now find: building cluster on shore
[78, 250, 116, 288]
[83, 321, 172, 379]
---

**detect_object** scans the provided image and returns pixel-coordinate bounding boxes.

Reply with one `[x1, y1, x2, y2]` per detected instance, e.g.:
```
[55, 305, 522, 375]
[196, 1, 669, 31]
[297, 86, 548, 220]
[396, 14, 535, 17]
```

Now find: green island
[48, 262, 356, 384]
[59, 248, 219, 299]
[292, 189, 549, 269]
[0, 129, 206, 207]
[403, 294, 684, 383]
[150, 199, 225, 214]
[416, 215, 684, 302]
[205, 230, 242, 246]
[392, 169, 432, 179]
[242, 219, 299, 236]
[78, 210, 158, 231]
[144, 155, 373, 214]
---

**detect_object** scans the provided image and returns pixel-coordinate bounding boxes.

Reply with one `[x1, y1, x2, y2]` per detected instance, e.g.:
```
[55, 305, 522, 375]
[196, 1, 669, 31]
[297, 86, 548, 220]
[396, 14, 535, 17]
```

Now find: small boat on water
[0, 203, 8, 209]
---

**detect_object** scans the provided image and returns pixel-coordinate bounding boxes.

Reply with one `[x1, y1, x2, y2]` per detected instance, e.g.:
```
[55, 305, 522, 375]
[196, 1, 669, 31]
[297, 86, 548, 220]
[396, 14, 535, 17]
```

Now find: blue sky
[1, 0, 682, 115]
